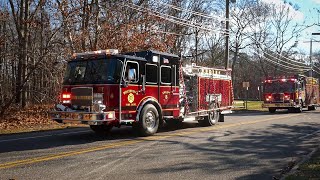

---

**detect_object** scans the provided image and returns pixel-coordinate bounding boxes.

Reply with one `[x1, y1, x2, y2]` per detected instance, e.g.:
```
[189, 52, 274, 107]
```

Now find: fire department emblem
[128, 93, 134, 103]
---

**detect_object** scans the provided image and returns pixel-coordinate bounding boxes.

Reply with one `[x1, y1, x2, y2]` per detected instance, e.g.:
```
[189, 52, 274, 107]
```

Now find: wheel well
[137, 99, 163, 125]
[149, 102, 163, 125]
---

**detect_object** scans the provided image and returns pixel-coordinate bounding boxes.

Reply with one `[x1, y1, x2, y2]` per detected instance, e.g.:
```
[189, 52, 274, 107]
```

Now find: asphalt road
[0, 110, 319, 180]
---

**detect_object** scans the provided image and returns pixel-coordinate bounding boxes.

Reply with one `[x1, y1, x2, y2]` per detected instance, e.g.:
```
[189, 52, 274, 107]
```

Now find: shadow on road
[141, 122, 320, 180]
[228, 108, 319, 117]
[0, 121, 200, 154]
[226, 109, 291, 117]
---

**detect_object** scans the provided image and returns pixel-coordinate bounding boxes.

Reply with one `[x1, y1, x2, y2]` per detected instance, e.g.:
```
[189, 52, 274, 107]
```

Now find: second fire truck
[51, 49, 233, 135]
[262, 75, 319, 113]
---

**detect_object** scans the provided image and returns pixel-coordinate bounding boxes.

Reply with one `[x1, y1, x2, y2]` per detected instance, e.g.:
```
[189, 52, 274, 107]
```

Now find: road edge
[280, 144, 320, 180]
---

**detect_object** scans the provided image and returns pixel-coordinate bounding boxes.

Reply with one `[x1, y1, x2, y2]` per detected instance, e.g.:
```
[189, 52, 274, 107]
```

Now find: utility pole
[225, 0, 230, 69]
[310, 39, 313, 77]
[310, 33, 320, 77]
[195, 27, 198, 64]
[225, 0, 236, 69]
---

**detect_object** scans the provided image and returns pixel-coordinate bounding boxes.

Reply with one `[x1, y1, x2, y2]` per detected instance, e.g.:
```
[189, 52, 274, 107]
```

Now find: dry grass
[286, 148, 320, 179]
[233, 100, 266, 111]
[0, 104, 74, 135]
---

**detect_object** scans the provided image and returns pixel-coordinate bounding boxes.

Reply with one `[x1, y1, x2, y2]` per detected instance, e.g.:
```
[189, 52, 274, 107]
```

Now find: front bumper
[50, 111, 116, 125]
[262, 103, 296, 108]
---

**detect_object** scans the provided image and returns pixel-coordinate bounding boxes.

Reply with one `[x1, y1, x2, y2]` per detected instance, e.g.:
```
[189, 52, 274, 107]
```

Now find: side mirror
[122, 81, 128, 88]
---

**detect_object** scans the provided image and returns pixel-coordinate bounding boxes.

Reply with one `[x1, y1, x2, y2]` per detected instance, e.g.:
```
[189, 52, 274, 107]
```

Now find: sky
[261, 0, 320, 55]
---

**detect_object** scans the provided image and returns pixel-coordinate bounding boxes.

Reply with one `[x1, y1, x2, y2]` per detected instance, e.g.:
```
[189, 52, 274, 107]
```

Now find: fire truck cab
[51, 49, 233, 136]
[262, 75, 319, 113]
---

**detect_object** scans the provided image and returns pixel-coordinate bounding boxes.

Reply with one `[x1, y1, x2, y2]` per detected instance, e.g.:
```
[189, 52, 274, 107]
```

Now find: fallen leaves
[0, 104, 62, 134]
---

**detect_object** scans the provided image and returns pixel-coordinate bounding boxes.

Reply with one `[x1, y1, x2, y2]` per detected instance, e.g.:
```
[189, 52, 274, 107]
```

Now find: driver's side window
[125, 61, 139, 83]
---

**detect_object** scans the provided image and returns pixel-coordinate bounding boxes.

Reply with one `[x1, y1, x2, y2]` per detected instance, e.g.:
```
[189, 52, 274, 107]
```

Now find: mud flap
[218, 114, 224, 122]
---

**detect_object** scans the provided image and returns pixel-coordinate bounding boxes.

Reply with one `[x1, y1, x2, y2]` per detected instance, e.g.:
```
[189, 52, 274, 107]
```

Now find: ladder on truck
[182, 63, 232, 79]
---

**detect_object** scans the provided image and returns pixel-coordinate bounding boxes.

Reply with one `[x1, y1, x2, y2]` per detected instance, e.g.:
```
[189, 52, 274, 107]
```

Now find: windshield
[264, 81, 295, 93]
[63, 58, 123, 85]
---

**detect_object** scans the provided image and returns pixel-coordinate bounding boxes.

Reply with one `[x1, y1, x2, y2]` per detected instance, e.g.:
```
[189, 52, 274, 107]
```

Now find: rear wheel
[288, 108, 295, 113]
[199, 103, 219, 126]
[90, 125, 112, 135]
[134, 104, 159, 136]
[269, 108, 276, 113]
[308, 105, 316, 111]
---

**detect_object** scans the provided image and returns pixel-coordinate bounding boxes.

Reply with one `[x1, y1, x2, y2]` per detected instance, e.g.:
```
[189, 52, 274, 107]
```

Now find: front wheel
[134, 104, 159, 136]
[295, 106, 303, 113]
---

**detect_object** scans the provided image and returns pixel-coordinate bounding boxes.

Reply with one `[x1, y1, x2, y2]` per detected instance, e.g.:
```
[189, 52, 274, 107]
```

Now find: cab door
[121, 60, 142, 119]
[159, 64, 179, 118]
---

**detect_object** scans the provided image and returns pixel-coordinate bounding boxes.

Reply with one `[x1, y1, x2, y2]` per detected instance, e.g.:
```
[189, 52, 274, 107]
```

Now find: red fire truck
[51, 49, 233, 135]
[262, 75, 319, 113]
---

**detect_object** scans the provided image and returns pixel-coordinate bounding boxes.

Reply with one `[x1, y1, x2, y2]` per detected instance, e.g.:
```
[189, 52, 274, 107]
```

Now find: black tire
[295, 106, 302, 113]
[218, 114, 225, 122]
[308, 105, 316, 111]
[288, 108, 295, 113]
[199, 109, 219, 126]
[134, 104, 159, 136]
[90, 125, 112, 135]
[269, 108, 276, 113]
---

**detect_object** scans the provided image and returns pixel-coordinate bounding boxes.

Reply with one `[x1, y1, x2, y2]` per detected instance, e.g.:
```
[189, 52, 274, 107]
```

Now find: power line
[313, 69, 320, 75]
[256, 55, 300, 74]
[258, 48, 310, 69]
[149, 29, 186, 36]
[127, 2, 227, 32]
[123, 1, 311, 70]
[122, 1, 315, 73]
[262, 56, 309, 72]
[149, 27, 230, 38]
[158, 1, 228, 22]
[257, 52, 310, 71]
[243, 32, 309, 66]
[313, 65, 320, 71]
[121, 2, 230, 35]
[312, 67, 320, 75]
[253, 51, 310, 71]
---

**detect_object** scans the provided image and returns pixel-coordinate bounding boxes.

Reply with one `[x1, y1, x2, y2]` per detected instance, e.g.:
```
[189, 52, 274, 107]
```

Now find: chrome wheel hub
[145, 111, 156, 130]
[210, 111, 218, 123]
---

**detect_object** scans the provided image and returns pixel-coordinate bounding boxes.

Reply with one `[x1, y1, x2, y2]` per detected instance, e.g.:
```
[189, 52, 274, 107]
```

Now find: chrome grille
[272, 93, 284, 102]
[71, 87, 93, 106]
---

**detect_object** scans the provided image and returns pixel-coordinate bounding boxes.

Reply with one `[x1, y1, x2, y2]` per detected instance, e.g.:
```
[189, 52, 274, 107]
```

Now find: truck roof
[125, 50, 180, 64]
[70, 53, 147, 62]
[138, 50, 179, 58]
[70, 49, 179, 63]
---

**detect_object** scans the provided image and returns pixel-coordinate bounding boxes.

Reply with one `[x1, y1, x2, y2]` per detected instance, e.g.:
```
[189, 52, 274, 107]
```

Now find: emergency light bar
[264, 78, 297, 83]
[72, 49, 119, 59]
